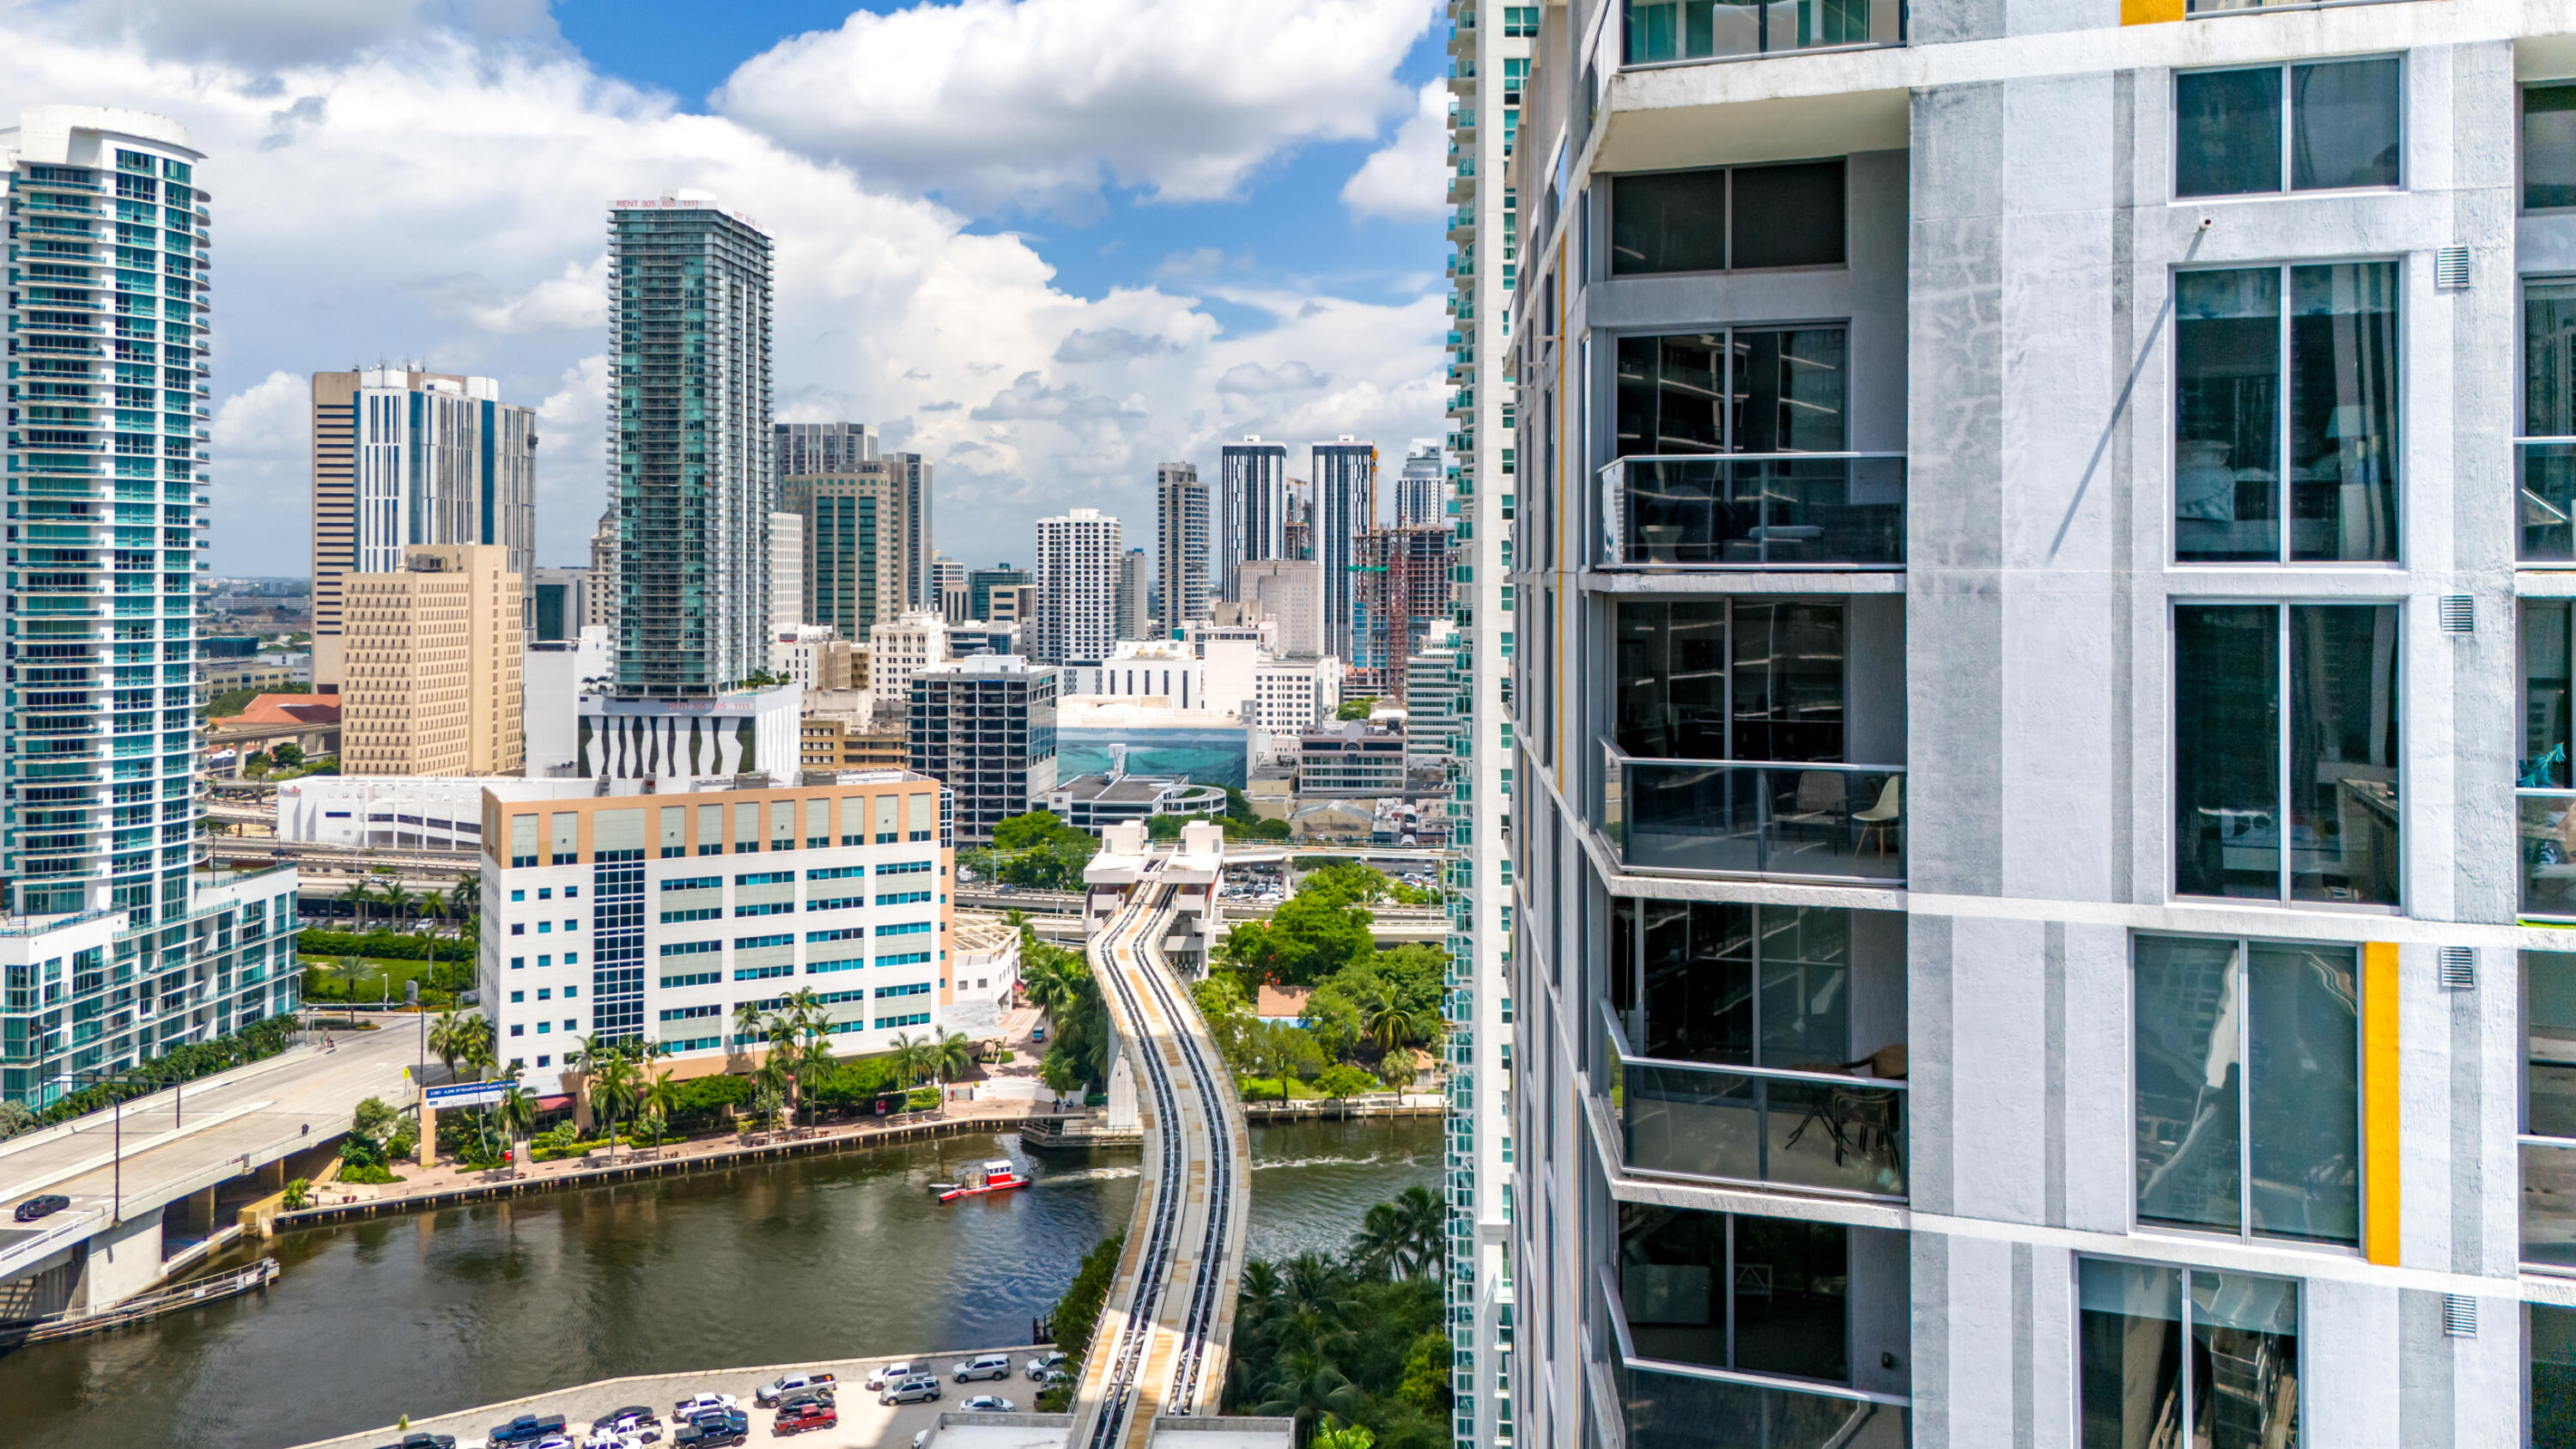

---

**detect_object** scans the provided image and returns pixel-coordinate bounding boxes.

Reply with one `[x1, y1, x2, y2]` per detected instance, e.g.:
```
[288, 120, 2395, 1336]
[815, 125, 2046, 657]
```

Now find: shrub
[337, 1164, 403, 1185]
[281, 1178, 312, 1209]
[1312, 1065, 1381, 1099]
[904, 1086, 941, 1111]
[37, 1014, 299, 1125]
[1041, 1231, 1126, 1409]
[296, 929, 471, 963]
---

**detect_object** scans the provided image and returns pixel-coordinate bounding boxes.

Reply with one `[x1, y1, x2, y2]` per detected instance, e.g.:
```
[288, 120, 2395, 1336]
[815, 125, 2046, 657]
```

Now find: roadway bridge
[1065, 822, 1260, 1449]
[0, 1026, 416, 1318]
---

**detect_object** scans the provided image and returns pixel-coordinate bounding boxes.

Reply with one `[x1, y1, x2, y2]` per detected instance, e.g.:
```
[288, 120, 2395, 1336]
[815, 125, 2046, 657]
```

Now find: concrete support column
[72, 1213, 165, 1312]
[418, 1102, 437, 1167]
[258, 1158, 286, 1192]
[185, 1186, 216, 1233]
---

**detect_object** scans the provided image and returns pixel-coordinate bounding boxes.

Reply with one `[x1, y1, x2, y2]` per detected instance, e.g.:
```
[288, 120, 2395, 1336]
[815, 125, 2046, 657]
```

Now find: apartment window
[2537, 1306, 2576, 1436]
[2078, 1260, 2300, 1448]
[2524, 610, 2576, 916]
[1623, 0, 1888, 63]
[2173, 603, 2399, 905]
[2528, 954, 2576, 1272]
[2134, 935, 2359, 1245]
[1616, 327, 1847, 457]
[1615, 1206, 1850, 1384]
[1607, 901, 1877, 1066]
[1503, 4, 1539, 34]
[2529, 84, 2576, 210]
[1616, 600, 1847, 762]
[2524, 282, 2576, 561]
[2175, 58, 2399, 198]
[2174, 263, 2398, 563]
[1607, 161, 1844, 277]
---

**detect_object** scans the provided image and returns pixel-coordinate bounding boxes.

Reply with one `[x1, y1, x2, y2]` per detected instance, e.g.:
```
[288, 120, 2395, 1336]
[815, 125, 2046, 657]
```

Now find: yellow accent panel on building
[342, 544, 524, 776]
[2362, 940, 2400, 1266]
[2121, 0, 2184, 24]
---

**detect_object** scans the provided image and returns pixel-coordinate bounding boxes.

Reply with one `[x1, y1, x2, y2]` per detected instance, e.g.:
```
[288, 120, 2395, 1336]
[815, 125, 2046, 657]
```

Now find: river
[0, 1117, 1437, 1449]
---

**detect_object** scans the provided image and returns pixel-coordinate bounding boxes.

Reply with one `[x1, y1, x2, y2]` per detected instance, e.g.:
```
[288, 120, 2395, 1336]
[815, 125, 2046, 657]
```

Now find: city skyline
[0, 1, 1460, 579]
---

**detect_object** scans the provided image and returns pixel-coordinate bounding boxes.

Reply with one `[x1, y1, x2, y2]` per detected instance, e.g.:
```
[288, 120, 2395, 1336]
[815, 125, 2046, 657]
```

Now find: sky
[0, 0, 1455, 576]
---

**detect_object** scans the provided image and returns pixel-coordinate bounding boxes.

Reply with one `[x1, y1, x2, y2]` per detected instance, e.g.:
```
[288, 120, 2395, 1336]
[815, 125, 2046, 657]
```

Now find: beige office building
[782, 466, 912, 643]
[342, 545, 523, 776]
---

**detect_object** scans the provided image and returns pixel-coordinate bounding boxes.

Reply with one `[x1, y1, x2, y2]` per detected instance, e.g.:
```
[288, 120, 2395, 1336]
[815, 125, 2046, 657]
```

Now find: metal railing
[1617, 1358, 1910, 1449]
[1597, 1003, 1905, 1199]
[1600, 454, 1904, 569]
[1622, 0, 1905, 65]
[1603, 745, 1904, 883]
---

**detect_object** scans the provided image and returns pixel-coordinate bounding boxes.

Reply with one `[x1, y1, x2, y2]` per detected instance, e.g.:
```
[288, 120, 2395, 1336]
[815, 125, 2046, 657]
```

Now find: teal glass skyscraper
[1, 107, 301, 1109]
[608, 194, 774, 698]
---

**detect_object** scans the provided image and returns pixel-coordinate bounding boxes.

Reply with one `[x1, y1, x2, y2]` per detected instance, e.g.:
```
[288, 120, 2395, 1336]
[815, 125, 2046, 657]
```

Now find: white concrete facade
[1498, 2, 2576, 1446]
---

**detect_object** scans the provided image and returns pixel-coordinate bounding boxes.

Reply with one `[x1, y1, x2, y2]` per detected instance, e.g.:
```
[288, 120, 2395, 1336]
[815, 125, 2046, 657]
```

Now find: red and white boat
[939, 1160, 1028, 1202]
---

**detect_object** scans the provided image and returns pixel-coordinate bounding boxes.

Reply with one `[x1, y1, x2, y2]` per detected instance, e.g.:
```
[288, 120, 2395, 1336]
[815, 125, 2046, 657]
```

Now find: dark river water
[0, 1117, 1436, 1449]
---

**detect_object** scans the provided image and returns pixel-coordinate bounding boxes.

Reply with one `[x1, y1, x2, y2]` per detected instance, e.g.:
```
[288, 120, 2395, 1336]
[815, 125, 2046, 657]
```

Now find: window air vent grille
[2443, 1294, 2476, 1337]
[2439, 947, 2476, 989]
[2435, 247, 2470, 289]
[2439, 595, 2475, 634]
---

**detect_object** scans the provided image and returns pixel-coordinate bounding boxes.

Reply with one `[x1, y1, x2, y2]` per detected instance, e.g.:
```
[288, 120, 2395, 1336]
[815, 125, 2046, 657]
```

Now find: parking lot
[291, 1349, 1050, 1449]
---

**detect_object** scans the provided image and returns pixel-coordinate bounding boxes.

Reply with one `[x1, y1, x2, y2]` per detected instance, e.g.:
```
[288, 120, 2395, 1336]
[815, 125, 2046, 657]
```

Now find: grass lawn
[302, 957, 449, 1004]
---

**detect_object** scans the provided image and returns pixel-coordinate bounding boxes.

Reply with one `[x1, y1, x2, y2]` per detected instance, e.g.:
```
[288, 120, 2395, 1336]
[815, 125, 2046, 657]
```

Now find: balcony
[1605, 748, 1903, 884]
[1601, 1014, 1904, 1198]
[1600, 454, 1904, 569]
[2522, 440, 2576, 563]
[2528, 1138, 2576, 1273]
[1617, 1360, 1907, 1449]
[1621, 0, 1904, 67]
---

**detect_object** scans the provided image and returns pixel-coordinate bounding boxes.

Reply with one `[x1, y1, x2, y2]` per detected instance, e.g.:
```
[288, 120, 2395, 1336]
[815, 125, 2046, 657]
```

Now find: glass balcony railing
[2526, 1137, 2576, 1273]
[2521, 440, 2576, 563]
[1622, 0, 1904, 66]
[1600, 454, 1905, 569]
[2521, 790, 2576, 922]
[1618, 1358, 1910, 1449]
[1603, 745, 1904, 883]
[1598, 1005, 1906, 1198]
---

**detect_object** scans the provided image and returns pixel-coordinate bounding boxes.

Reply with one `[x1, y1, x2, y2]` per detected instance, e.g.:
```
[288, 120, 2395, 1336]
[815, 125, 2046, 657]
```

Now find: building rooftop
[210, 694, 340, 728]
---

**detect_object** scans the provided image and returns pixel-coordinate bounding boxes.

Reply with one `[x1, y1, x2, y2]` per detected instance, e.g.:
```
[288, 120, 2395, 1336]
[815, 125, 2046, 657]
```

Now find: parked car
[953, 1353, 1013, 1382]
[864, 1361, 921, 1391]
[531, 1437, 575, 1449]
[11, 1194, 70, 1223]
[671, 1414, 746, 1449]
[374, 1435, 456, 1449]
[485, 1414, 568, 1446]
[592, 1407, 659, 1435]
[962, 1396, 1017, 1413]
[881, 1374, 943, 1406]
[671, 1392, 738, 1419]
[756, 1371, 835, 1406]
[1024, 1351, 1067, 1381]
[774, 1389, 835, 1416]
[774, 1401, 837, 1435]
[1030, 1024, 1047, 1043]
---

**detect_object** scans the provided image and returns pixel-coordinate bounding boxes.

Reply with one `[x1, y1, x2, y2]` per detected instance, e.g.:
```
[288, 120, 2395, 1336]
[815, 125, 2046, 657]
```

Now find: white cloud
[1341, 79, 1448, 222]
[714, 0, 1431, 211]
[460, 255, 609, 334]
[31, 0, 558, 67]
[0, 5, 1447, 571]
[1217, 360, 1330, 395]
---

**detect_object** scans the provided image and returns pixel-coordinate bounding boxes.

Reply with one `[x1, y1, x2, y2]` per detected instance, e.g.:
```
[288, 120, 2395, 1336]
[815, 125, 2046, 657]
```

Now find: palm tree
[887, 1032, 933, 1091]
[1393, 1184, 1443, 1283]
[495, 1081, 538, 1172]
[381, 882, 415, 930]
[459, 1019, 498, 1082]
[928, 1030, 975, 1097]
[338, 879, 371, 925]
[587, 1050, 641, 1160]
[640, 1068, 680, 1154]
[1351, 1201, 1409, 1282]
[427, 1008, 473, 1081]
[1358, 983, 1425, 1062]
[730, 1000, 767, 1058]
[327, 953, 368, 1002]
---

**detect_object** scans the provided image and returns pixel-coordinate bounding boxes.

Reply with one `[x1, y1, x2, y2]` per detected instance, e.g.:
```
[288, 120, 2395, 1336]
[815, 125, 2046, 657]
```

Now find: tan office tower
[782, 466, 910, 642]
[342, 545, 524, 776]
[309, 367, 536, 691]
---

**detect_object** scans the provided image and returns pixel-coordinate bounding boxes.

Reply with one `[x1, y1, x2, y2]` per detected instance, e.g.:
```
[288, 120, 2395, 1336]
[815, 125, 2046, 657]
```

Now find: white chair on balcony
[1851, 776, 1901, 858]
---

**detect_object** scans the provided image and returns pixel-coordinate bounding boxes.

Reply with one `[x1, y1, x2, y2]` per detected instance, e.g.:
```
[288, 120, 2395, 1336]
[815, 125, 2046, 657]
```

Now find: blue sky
[3, 0, 1455, 574]
[555, 0, 1450, 315]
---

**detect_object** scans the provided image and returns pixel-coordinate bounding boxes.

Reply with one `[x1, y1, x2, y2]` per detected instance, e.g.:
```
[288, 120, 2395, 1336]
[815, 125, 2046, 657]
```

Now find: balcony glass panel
[1601, 455, 1902, 568]
[1615, 1051, 1905, 1196]
[1617, 1361, 1905, 1449]
[1622, 0, 1901, 64]
[2530, 1140, 2576, 1273]
[1605, 752, 1904, 883]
